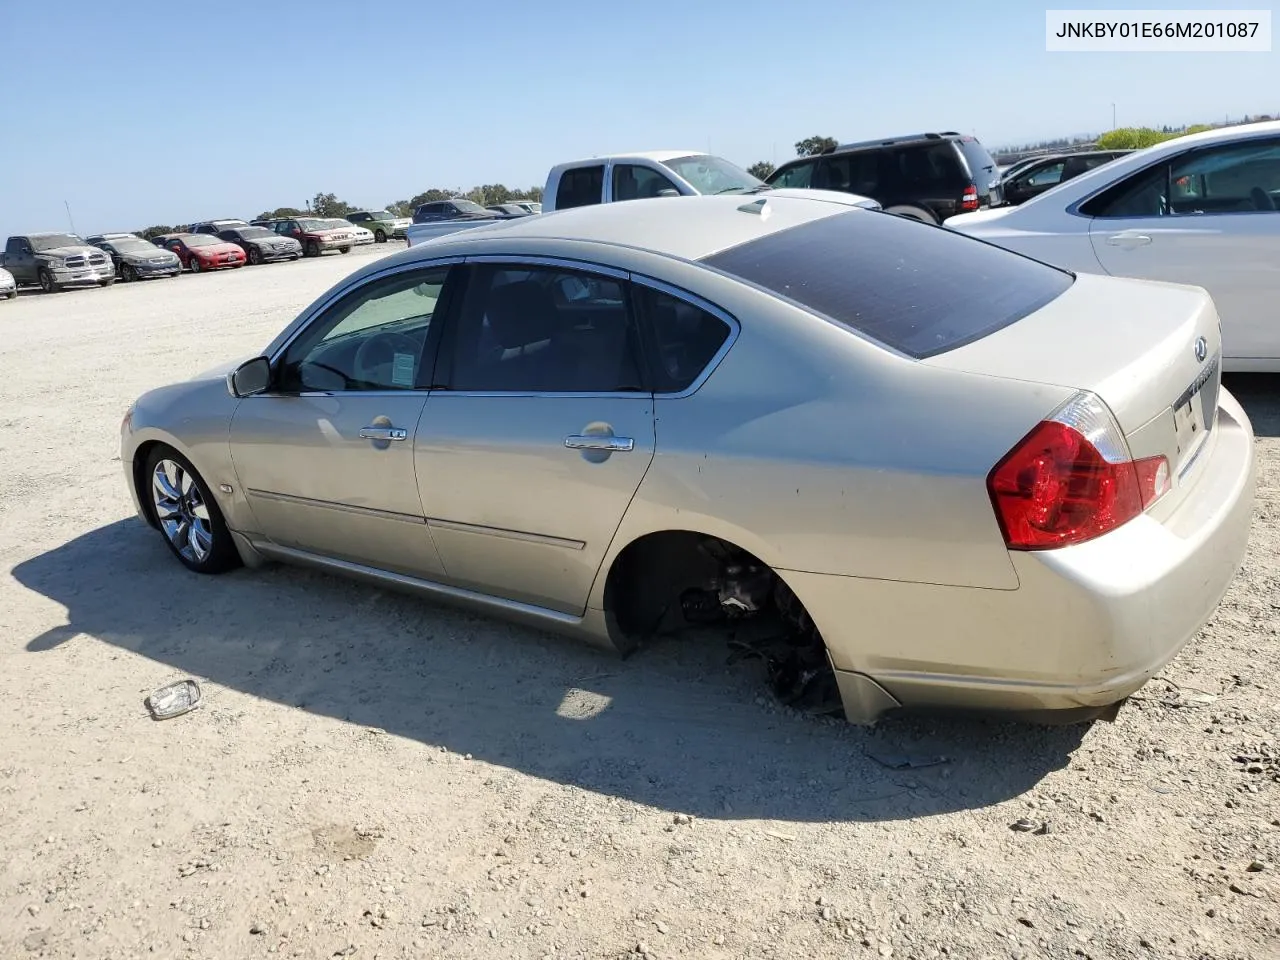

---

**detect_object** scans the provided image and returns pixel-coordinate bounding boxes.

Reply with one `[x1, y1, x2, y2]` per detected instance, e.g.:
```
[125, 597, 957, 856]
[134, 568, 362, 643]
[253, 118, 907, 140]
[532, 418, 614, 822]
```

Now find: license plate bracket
[1172, 357, 1219, 458]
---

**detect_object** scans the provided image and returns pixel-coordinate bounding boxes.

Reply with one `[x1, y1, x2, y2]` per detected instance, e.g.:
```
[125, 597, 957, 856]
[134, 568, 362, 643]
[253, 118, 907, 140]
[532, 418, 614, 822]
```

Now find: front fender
[121, 379, 256, 535]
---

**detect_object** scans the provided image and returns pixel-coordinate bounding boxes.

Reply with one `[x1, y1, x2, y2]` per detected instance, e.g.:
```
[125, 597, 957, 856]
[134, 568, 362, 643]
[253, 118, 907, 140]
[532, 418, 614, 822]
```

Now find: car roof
[832, 132, 970, 152]
[395, 193, 876, 264]
[551, 150, 704, 170]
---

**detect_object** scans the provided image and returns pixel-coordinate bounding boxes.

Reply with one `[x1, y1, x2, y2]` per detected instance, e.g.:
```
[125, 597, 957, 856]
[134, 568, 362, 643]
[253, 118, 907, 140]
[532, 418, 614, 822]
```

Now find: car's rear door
[1087, 136, 1280, 363]
[414, 259, 655, 615]
[227, 262, 460, 578]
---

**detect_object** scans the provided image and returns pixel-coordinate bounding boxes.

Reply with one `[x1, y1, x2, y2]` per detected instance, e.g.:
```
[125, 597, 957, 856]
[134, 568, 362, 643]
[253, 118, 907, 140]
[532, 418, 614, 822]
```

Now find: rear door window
[700, 209, 1073, 359]
[556, 165, 604, 209]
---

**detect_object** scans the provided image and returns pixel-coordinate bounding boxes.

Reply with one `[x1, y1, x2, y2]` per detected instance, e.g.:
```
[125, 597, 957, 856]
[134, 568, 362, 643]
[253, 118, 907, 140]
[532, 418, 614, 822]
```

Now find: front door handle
[360, 426, 408, 441]
[565, 434, 634, 452]
[1105, 232, 1153, 247]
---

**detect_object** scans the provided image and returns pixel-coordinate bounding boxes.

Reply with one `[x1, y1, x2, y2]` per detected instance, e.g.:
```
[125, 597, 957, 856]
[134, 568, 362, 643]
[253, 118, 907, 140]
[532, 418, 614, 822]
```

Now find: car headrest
[485, 280, 557, 349]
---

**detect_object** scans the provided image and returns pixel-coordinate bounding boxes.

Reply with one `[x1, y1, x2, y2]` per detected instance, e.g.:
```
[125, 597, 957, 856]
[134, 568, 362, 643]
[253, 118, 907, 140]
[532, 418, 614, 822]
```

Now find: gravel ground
[1, 245, 1278, 960]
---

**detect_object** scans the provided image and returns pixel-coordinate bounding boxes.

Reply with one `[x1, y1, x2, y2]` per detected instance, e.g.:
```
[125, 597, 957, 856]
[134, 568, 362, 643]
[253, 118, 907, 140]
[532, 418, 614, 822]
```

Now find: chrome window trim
[266, 255, 466, 368]
[627, 273, 742, 399]
[463, 253, 629, 280]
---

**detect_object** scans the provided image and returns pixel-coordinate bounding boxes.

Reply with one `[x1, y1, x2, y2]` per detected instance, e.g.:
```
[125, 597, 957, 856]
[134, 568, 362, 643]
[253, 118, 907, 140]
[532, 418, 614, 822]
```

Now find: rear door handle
[1106, 232, 1152, 247]
[565, 435, 634, 452]
[360, 426, 408, 441]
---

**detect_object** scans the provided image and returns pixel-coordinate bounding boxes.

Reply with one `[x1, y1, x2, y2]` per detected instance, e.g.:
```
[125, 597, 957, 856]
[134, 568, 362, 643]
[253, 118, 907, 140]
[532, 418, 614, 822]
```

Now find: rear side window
[556, 165, 604, 209]
[700, 210, 1073, 359]
[632, 285, 731, 393]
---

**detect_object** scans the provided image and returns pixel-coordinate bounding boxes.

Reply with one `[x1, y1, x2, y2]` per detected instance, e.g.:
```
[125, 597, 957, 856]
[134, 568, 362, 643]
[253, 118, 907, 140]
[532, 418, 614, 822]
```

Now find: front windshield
[184, 235, 219, 247]
[369, 210, 394, 219]
[236, 227, 276, 239]
[660, 155, 763, 195]
[297, 219, 330, 231]
[453, 200, 490, 215]
[31, 234, 84, 251]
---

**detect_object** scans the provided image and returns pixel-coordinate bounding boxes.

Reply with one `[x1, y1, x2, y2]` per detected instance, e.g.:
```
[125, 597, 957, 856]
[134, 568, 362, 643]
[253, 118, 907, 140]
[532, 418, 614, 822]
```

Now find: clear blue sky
[1, 0, 1275, 235]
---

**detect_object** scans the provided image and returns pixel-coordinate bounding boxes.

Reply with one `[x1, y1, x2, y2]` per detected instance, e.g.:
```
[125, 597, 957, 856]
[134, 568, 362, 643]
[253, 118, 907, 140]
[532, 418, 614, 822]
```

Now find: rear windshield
[956, 137, 998, 185]
[700, 210, 1073, 359]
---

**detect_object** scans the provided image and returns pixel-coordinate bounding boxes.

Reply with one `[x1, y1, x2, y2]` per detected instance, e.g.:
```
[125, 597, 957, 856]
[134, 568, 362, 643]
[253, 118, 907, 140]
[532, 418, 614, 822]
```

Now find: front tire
[99, 277, 114, 287]
[374, 229, 386, 243]
[145, 447, 241, 574]
[305, 240, 320, 258]
[38, 268, 59, 293]
[122, 264, 138, 283]
[248, 246, 262, 265]
[340, 246, 351, 254]
[189, 257, 201, 274]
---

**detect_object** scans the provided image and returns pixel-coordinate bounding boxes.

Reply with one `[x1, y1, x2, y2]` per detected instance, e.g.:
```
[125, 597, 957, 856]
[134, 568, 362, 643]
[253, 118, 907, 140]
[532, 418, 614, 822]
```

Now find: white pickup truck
[404, 151, 877, 247]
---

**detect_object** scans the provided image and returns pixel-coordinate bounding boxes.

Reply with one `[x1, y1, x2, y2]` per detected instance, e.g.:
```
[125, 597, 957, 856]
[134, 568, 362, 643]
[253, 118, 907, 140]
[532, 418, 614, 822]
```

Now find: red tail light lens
[961, 184, 979, 211]
[988, 392, 1169, 550]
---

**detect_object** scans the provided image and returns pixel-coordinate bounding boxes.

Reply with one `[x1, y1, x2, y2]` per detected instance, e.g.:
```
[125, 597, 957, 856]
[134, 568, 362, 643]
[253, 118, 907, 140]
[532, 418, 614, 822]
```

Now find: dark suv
[765, 132, 1002, 224]
[411, 198, 500, 224]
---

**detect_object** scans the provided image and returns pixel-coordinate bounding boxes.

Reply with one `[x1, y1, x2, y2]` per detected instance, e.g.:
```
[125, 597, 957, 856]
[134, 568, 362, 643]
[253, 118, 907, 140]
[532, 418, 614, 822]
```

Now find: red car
[262, 217, 355, 257]
[157, 233, 247, 273]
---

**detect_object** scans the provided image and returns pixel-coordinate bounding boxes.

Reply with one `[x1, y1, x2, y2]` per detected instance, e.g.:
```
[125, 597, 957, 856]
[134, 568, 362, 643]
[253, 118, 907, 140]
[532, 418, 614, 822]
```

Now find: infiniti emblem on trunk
[1194, 336, 1207, 362]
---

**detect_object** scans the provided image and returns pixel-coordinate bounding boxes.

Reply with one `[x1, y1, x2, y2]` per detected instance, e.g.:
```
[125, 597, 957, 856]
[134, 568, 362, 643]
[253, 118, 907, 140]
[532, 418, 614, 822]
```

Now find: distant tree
[138, 225, 176, 240]
[794, 136, 837, 157]
[255, 206, 305, 220]
[310, 192, 353, 218]
[386, 200, 414, 218]
[746, 161, 775, 180]
[1096, 127, 1175, 149]
[407, 188, 463, 208]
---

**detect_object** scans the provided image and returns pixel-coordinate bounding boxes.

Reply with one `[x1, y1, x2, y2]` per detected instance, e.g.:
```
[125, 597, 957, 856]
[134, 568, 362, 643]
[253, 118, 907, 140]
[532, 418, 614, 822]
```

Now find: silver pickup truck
[2, 233, 116, 292]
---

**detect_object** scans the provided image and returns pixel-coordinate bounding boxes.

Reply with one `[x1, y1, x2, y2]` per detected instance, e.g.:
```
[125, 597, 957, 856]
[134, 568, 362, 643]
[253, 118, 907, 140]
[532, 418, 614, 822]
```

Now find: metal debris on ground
[1010, 818, 1044, 833]
[145, 679, 202, 720]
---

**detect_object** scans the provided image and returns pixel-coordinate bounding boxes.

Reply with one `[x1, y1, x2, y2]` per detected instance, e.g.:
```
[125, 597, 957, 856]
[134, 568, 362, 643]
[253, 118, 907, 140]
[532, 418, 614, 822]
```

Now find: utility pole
[64, 200, 76, 234]
[1111, 103, 1116, 129]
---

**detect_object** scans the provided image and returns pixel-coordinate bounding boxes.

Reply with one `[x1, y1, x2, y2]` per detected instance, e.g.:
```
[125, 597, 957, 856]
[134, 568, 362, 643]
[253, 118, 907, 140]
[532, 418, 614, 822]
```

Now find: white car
[0, 265, 16, 299]
[946, 121, 1280, 372]
[343, 222, 375, 246]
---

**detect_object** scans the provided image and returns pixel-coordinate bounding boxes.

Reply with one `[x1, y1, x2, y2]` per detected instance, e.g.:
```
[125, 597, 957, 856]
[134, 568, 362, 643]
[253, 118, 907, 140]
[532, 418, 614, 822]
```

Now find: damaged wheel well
[602, 531, 843, 717]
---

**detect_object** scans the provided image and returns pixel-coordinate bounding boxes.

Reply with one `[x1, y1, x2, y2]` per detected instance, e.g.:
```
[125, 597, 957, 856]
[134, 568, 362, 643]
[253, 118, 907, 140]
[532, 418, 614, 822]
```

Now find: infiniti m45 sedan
[120, 193, 1255, 725]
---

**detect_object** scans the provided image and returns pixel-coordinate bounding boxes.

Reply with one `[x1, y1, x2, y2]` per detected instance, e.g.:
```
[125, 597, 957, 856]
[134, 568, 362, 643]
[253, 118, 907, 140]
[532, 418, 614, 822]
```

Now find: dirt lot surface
[1, 245, 1278, 960]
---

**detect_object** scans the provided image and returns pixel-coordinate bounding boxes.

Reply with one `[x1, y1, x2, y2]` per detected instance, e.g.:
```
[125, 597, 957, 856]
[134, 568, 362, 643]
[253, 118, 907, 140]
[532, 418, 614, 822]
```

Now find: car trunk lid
[925, 272, 1222, 508]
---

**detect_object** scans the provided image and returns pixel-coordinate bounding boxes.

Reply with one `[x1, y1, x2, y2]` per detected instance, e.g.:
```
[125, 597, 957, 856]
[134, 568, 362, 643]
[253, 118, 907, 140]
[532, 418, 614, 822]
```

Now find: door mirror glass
[227, 356, 272, 398]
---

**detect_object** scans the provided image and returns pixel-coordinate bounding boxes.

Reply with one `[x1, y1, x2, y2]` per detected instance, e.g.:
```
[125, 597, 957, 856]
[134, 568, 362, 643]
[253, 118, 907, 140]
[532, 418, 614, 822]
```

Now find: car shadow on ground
[1224, 373, 1280, 438]
[15, 380, 1279, 822]
[12, 516, 1095, 825]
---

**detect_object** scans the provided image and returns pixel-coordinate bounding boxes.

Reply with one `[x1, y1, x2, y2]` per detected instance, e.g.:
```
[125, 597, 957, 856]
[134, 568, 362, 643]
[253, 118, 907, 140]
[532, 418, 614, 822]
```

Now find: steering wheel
[353, 331, 421, 387]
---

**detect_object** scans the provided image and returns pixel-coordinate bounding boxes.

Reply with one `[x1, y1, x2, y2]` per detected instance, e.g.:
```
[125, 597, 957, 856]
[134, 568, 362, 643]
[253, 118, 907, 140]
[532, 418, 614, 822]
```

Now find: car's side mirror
[227, 356, 272, 398]
[657, 189, 680, 198]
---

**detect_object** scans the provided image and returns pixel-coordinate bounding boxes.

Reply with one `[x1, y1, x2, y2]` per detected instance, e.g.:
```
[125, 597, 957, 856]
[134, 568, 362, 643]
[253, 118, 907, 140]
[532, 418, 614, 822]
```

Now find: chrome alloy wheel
[152, 458, 214, 563]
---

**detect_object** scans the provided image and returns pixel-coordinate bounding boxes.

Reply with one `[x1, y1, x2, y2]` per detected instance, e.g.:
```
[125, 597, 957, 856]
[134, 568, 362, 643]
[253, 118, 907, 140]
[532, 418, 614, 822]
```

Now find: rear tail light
[987, 391, 1170, 550]
[960, 184, 980, 212]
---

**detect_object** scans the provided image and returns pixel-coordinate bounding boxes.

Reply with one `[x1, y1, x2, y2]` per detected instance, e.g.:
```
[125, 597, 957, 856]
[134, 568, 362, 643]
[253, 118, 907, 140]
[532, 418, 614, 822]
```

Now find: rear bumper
[789, 388, 1256, 722]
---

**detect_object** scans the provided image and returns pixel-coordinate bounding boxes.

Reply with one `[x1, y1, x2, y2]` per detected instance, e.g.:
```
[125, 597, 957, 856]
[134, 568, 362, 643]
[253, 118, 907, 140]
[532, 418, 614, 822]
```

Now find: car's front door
[416, 261, 656, 614]
[1087, 136, 1280, 362]
[227, 262, 459, 578]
